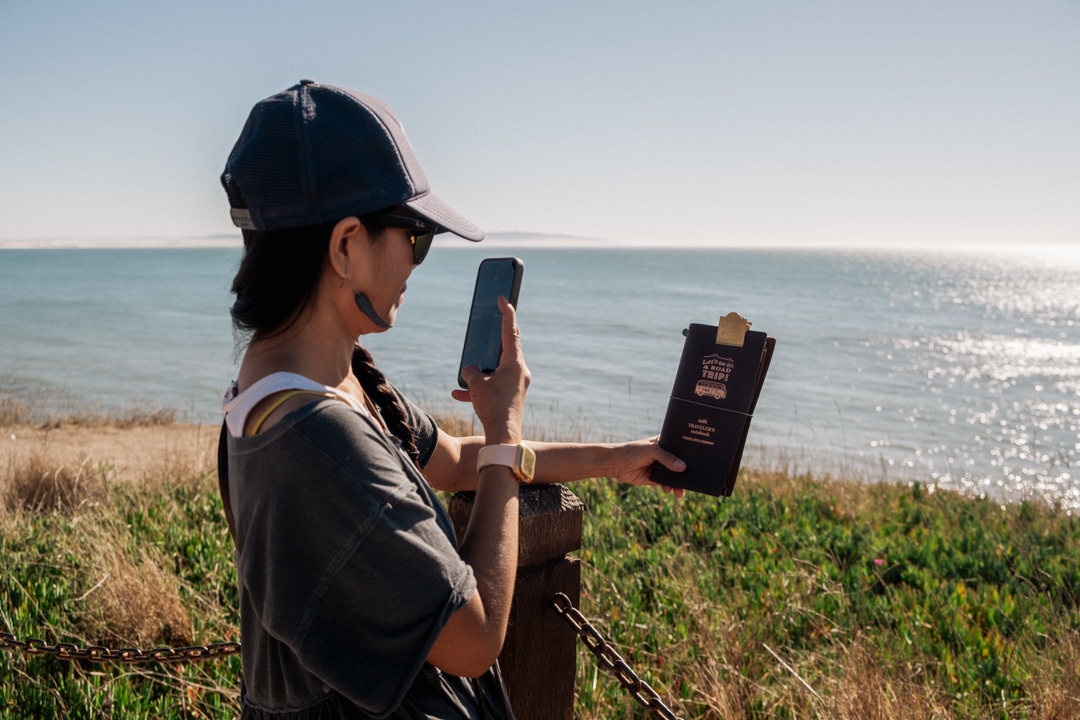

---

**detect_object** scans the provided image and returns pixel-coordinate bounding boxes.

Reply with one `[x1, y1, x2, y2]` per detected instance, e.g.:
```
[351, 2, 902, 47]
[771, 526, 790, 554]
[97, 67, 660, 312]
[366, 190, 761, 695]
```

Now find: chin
[368, 318, 394, 334]
[356, 313, 395, 335]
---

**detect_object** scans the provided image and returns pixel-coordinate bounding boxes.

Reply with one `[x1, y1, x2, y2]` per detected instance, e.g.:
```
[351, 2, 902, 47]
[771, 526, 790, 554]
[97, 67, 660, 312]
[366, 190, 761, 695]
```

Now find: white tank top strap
[222, 371, 370, 438]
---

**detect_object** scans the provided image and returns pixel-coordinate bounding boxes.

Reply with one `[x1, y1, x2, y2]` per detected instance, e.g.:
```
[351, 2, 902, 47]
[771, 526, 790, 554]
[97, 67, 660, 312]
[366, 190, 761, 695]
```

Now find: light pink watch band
[476, 444, 519, 473]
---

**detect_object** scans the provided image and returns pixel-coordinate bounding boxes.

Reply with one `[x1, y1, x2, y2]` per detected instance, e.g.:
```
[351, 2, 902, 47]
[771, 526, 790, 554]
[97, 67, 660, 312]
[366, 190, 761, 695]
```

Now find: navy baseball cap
[221, 80, 483, 241]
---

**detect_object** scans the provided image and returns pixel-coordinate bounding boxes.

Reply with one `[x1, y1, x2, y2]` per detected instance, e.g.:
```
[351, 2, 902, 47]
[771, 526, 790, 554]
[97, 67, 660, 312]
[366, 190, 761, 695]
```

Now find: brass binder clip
[716, 312, 751, 347]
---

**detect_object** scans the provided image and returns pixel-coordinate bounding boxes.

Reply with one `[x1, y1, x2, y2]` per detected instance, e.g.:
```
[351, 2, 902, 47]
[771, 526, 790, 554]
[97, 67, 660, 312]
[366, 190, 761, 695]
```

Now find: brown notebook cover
[650, 322, 775, 497]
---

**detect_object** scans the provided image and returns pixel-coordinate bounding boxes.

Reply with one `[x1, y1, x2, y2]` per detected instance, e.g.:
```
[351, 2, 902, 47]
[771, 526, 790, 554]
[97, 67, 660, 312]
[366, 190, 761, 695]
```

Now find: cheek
[393, 234, 416, 278]
[371, 234, 414, 294]
[399, 233, 416, 267]
[372, 235, 407, 272]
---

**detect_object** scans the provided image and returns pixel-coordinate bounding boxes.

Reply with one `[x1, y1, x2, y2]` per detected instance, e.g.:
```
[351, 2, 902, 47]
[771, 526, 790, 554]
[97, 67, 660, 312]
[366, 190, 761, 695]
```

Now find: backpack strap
[250, 390, 334, 435]
[217, 419, 237, 543]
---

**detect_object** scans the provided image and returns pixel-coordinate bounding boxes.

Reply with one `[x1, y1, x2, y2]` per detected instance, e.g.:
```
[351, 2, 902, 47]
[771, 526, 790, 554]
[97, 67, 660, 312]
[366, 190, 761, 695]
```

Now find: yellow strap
[250, 390, 334, 436]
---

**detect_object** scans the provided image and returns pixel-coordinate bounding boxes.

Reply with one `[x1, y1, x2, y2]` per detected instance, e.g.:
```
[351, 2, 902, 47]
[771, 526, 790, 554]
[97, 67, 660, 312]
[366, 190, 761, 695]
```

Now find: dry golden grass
[1, 420, 219, 648]
[75, 519, 194, 647]
[0, 392, 177, 430]
[828, 643, 951, 720]
[646, 562, 955, 720]
[431, 411, 478, 438]
[2, 452, 108, 514]
[678, 608, 754, 720]
[1029, 631, 1080, 720]
[0, 394, 35, 427]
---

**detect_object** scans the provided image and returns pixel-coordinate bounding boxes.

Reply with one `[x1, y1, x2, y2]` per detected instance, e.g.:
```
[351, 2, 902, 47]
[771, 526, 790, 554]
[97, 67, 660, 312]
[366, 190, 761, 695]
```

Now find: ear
[327, 217, 367, 280]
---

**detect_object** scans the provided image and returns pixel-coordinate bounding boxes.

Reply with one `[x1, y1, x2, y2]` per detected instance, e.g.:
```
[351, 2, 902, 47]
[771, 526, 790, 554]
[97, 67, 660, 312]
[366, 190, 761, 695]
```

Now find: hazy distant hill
[0, 234, 244, 249]
[0, 231, 608, 250]
[436, 231, 609, 248]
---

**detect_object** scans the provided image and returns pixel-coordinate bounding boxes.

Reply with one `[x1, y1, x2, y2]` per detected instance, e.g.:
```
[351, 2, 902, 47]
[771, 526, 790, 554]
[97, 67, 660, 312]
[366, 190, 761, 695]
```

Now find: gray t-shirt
[227, 386, 512, 720]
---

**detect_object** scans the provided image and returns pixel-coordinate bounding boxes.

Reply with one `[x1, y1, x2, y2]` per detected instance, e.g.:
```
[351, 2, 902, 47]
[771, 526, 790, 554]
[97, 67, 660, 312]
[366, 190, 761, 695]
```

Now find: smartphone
[457, 257, 524, 389]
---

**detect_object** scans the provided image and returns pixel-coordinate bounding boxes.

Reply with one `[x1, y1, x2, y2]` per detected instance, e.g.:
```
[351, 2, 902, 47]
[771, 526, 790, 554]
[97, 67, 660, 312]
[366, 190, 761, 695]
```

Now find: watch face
[518, 444, 536, 482]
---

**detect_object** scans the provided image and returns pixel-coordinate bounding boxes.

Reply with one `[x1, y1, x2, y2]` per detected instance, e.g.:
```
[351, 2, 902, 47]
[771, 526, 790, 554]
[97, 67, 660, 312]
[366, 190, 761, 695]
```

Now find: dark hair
[230, 222, 338, 342]
[230, 216, 418, 458]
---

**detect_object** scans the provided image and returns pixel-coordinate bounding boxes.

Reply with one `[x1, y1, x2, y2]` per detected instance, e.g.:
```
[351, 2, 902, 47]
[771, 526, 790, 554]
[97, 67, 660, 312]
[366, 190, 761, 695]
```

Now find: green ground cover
[1, 463, 1078, 718]
[1, 472, 239, 719]
[572, 473, 1079, 719]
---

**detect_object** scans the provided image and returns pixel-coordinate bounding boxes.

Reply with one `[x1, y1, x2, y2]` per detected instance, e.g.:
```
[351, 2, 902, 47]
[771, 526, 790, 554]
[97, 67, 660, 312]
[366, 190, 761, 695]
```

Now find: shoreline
[0, 420, 1064, 511]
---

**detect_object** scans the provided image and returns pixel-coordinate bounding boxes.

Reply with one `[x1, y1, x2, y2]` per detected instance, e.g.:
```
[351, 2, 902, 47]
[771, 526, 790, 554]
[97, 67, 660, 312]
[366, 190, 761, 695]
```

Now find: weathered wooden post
[450, 484, 584, 720]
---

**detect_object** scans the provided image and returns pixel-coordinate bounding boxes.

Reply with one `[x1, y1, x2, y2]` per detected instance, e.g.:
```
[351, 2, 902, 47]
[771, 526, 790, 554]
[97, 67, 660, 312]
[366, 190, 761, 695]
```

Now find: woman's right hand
[435, 297, 528, 676]
[451, 296, 530, 445]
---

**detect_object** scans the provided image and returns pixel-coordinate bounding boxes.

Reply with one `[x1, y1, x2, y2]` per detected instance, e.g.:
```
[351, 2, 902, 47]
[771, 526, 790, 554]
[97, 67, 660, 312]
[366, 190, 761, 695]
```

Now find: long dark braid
[351, 344, 418, 460]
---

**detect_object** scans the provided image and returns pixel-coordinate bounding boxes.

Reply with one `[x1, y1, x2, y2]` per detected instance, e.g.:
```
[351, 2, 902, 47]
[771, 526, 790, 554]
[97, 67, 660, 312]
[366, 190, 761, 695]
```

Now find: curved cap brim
[406, 193, 484, 241]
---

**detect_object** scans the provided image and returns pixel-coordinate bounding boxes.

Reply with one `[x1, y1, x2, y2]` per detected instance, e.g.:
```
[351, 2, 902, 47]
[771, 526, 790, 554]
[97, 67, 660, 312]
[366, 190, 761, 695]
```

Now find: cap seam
[322, 86, 418, 200]
[296, 85, 319, 225]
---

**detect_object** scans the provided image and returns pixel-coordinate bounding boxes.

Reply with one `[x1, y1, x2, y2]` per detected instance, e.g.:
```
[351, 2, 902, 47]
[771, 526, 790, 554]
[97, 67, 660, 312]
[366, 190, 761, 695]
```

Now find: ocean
[2, 245, 1078, 510]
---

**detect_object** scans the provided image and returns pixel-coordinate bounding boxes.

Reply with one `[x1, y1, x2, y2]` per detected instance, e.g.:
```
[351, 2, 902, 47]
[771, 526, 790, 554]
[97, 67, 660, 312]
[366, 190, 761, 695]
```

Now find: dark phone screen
[460, 259, 521, 380]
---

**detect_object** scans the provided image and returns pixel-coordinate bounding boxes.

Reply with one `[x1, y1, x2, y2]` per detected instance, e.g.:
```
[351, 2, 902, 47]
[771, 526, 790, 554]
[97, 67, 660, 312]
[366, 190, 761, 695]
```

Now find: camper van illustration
[694, 380, 727, 400]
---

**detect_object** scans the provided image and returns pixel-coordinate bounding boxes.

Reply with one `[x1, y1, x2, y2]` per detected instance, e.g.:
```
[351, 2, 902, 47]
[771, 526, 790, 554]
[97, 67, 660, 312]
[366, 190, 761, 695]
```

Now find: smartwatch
[477, 443, 536, 484]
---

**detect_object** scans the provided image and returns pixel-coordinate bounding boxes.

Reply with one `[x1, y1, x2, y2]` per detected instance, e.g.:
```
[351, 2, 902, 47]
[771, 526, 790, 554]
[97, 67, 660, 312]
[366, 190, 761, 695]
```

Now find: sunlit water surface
[2, 246, 1078, 510]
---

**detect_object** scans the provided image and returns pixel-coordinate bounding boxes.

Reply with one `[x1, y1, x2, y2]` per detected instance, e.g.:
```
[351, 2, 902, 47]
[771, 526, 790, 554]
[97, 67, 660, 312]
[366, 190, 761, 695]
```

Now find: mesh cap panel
[221, 81, 481, 240]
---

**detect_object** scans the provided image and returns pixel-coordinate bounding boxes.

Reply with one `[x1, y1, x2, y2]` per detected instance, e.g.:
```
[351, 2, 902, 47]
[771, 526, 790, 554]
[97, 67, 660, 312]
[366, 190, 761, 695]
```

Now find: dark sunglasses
[368, 213, 439, 264]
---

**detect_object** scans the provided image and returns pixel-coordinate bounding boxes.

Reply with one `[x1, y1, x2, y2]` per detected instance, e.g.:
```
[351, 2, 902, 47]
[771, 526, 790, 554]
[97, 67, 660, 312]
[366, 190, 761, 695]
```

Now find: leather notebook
[650, 314, 775, 497]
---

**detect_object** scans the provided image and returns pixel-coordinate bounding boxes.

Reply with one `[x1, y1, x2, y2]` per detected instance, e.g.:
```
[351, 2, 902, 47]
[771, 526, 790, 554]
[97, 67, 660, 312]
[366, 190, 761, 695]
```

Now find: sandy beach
[2, 422, 219, 483]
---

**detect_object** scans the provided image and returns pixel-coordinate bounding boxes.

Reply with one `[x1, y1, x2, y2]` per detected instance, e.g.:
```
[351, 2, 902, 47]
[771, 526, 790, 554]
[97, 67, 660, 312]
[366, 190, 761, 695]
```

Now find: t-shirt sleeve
[236, 403, 475, 718]
[387, 383, 439, 469]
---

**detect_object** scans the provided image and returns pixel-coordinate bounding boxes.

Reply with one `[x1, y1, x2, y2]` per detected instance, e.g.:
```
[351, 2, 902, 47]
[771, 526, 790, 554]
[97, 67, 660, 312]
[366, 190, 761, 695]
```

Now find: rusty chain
[0, 631, 240, 664]
[5, 594, 679, 720]
[550, 592, 684, 720]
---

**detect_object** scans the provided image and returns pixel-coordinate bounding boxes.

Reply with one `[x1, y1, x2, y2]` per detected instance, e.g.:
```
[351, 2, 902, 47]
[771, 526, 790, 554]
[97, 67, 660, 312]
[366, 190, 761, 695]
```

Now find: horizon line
[1, 231, 1077, 252]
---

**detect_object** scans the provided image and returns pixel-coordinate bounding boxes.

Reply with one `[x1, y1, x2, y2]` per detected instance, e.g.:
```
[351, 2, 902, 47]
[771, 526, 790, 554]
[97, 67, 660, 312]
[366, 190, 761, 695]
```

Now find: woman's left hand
[611, 437, 686, 498]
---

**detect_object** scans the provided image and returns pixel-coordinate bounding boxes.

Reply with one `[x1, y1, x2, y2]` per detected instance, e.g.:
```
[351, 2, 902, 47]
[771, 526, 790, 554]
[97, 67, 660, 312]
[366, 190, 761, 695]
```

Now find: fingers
[637, 479, 686, 499]
[635, 435, 685, 472]
[450, 388, 472, 403]
[641, 437, 685, 498]
[460, 298, 529, 445]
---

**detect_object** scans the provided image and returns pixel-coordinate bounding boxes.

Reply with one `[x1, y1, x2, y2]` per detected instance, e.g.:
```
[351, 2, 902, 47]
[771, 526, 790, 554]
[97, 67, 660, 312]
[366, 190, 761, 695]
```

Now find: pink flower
[874, 558, 885, 566]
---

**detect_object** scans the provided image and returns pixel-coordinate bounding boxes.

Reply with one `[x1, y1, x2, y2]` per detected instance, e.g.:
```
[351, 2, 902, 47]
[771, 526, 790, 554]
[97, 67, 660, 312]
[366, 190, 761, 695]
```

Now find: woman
[219, 80, 685, 720]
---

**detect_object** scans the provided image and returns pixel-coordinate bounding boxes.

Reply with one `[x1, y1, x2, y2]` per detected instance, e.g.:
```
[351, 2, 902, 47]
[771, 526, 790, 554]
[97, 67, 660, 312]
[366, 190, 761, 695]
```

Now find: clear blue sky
[1, 1, 1076, 247]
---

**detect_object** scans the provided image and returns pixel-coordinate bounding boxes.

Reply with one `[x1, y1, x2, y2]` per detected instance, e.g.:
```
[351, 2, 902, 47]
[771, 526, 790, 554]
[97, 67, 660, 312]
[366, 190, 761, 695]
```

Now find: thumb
[652, 445, 686, 473]
[459, 364, 483, 387]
